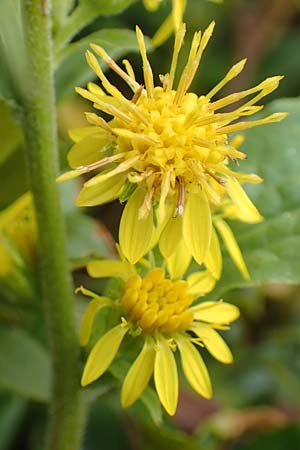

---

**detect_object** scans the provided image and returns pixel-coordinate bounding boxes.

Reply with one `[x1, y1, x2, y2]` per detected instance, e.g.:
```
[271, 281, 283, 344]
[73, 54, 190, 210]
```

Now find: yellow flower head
[0, 192, 37, 276]
[79, 259, 239, 415]
[58, 23, 286, 279]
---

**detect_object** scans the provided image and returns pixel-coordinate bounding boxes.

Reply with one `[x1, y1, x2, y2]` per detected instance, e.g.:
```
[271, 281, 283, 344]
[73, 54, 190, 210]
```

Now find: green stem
[21, 1, 84, 450]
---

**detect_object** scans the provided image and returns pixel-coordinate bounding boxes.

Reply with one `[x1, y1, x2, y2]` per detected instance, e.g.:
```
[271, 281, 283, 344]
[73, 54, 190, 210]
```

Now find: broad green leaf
[0, 327, 50, 402]
[56, 28, 151, 100]
[0, 0, 27, 99]
[81, 0, 137, 15]
[0, 99, 23, 167]
[0, 100, 25, 208]
[0, 394, 27, 450]
[65, 212, 111, 266]
[208, 98, 300, 297]
[0, 149, 27, 209]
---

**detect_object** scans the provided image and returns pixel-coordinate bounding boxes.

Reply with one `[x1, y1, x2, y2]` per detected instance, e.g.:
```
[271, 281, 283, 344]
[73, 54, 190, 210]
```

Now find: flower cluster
[59, 21, 286, 416]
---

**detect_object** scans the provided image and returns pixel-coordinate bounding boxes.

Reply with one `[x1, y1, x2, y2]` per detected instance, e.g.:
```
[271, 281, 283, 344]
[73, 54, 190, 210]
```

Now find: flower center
[115, 87, 227, 184]
[121, 268, 194, 333]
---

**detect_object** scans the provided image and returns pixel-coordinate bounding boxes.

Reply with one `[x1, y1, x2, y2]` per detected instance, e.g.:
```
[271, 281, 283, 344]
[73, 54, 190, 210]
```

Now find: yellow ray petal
[76, 173, 126, 207]
[84, 155, 139, 188]
[121, 338, 156, 407]
[166, 239, 192, 279]
[214, 218, 250, 280]
[204, 226, 222, 280]
[172, 0, 187, 30]
[187, 270, 216, 297]
[78, 293, 112, 346]
[67, 131, 111, 168]
[81, 324, 127, 387]
[226, 178, 263, 223]
[191, 323, 233, 364]
[119, 188, 154, 264]
[87, 259, 134, 280]
[69, 126, 100, 143]
[176, 336, 212, 398]
[190, 300, 240, 324]
[159, 215, 182, 258]
[151, 14, 174, 48]
[183, 191, 212, 265]
[154, 336, 178, 416]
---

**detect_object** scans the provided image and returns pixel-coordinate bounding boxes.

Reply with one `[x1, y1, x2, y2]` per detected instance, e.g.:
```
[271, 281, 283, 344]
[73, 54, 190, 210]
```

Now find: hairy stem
[21, 1, 84, 449]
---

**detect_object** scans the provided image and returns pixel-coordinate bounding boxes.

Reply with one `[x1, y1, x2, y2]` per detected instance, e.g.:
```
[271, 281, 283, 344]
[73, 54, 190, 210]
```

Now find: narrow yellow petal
[56, 168, 83, 182]
[172, 0, 187, 30]
[76, 173, 126, 207]
[79, 296, 111, 346]
[166, 239, 192, 279]
[191, 323, 233, 364]
[190, 300, 240, 324]
[214, 218, 250, 280]
[67, 131, 111, 168]
[136, 26, 154, 98]
[151, 14, 174, 48]
[121, 339, 155, 407]
[187, 270, 216, 296]
[183, 191, 212, 265]
[226, 178, 263, 223]
[81, 324, 127, 386]
[204, 226, 222, 280]
[159, 215, 182, 258]
[176, 336, 212, 398]
[87, 259, 134, 280]
[84, 155, 139, 188]
[154, 336, 178, 416]
[119, 188, 154, 264]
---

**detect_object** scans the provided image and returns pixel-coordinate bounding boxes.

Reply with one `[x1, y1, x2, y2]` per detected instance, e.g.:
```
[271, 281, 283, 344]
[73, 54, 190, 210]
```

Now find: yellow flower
[58, 23, 286, 279]
[79, 259, 239, 415]
[0, 192, 37, 275]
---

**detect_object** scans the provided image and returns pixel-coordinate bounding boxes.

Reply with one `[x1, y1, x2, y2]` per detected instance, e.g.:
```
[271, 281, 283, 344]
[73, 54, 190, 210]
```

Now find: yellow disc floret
[121, 268, 193, 333]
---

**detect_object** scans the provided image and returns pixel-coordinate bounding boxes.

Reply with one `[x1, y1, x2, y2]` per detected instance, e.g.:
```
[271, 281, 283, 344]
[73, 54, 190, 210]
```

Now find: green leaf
[81, 0, 138, 16]
[0, 394, 27, 450]
[0, 0, 28, 99]
[0, 148, 27, 209]
[0, 99, 23, 167]
[65, 212, 111, 266]
[209, 98, 300, 297]
[0, 327, 50, 402]
[56, 28, 150, 100]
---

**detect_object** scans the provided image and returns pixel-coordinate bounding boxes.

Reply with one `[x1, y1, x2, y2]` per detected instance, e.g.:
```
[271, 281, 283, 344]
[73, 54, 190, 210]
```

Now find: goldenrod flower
[0, 193, 37, 275]
[58, 24, 286, 279]
[79, 259, 239, 415]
